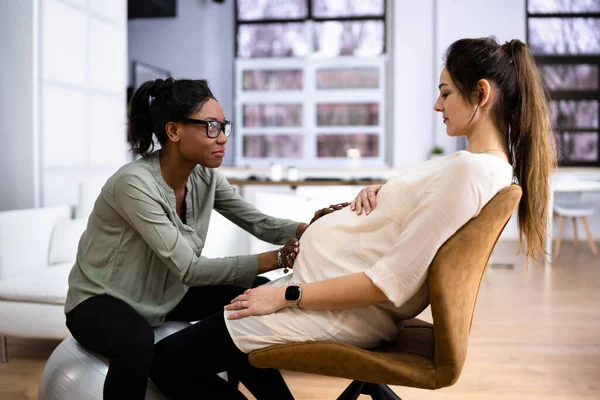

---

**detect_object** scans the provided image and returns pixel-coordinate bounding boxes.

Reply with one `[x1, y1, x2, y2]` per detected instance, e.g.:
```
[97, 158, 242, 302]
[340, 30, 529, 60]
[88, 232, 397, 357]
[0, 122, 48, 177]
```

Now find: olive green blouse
[65, 151, 299, 326]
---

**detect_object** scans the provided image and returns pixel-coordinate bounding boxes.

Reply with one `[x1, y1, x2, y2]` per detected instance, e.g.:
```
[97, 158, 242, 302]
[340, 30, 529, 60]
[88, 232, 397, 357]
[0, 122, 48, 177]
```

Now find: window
[527, 0, 600, 167]
[234, 0, 387, 167]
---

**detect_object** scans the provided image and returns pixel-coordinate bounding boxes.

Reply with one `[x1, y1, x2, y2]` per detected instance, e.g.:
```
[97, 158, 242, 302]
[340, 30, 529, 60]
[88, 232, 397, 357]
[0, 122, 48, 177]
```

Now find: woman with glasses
[64, 78, 324, 399]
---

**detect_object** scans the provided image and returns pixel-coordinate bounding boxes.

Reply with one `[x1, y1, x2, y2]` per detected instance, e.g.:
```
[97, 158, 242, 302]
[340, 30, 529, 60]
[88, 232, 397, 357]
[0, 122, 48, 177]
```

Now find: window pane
[558, 132, 599, 162]
[316, 67, 379, 89]
[314, 21, 384, 57]
[550, 100, 598, 128]
[313, 0, 384, 17]
[317, 103, 379, 126]
[528, 0, 600, 13]
[243, 70, 303, 90]
[317, 133, 379, 157]
[539, 65, 599, 90]
[528, 18, 600, 55]
[243, 104, 303, 127]
[238, 23, 308, 58]
[243, 135, 304, 158]
[237, 0, 308, 21]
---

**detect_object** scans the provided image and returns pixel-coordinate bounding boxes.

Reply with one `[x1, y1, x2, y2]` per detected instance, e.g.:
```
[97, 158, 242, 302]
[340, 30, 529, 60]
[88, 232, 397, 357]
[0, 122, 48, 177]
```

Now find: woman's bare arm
[225, 272, 388, 320]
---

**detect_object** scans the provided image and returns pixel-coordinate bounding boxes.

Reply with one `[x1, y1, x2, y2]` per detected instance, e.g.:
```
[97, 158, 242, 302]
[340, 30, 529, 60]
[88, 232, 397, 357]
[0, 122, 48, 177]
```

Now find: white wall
[391, 0, 436, 168]
[0, 0, 128, 211]
[40, 0, 129, 207]
[434, 0, 526, 154]
[128, 0, 236, 166]
[391, 0, 526, 167]
[0, 0, 39, 211]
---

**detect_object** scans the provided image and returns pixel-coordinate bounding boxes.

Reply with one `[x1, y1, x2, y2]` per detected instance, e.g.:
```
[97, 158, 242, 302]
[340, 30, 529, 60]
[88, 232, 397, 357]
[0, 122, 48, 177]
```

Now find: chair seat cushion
[249, 318, 438, 390]
[554, 204, 595, 217]
[0, 263, 72, 304]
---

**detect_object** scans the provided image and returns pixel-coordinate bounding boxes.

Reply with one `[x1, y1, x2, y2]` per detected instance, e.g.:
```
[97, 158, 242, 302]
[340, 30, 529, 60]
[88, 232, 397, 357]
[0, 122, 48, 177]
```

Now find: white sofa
[0, 206, 86, 362]
[0, 200, 252, 363]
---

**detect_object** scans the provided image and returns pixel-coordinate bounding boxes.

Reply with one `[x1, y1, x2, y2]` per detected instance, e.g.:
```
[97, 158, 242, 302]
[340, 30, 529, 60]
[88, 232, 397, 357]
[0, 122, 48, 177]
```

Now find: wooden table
[226, 178, 388, 200]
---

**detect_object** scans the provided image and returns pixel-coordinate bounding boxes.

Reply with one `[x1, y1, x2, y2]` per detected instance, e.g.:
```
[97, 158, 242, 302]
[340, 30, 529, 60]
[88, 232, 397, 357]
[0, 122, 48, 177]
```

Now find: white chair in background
[553, 191, 598, 258]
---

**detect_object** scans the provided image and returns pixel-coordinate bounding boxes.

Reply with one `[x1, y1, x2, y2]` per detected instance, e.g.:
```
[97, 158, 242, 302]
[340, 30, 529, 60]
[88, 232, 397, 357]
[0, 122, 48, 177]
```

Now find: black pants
[150, 312, 294, 400]
[65, 277, 283, 400]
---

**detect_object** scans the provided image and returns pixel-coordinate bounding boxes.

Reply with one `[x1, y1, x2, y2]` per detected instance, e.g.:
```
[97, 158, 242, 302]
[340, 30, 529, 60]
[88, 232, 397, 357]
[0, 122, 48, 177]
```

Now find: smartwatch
[285, 285, 302, 308]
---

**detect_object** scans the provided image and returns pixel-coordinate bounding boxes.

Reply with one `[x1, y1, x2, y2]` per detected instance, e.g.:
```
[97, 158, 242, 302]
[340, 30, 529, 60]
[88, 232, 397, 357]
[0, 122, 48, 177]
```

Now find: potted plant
[430, 146, 445, 160]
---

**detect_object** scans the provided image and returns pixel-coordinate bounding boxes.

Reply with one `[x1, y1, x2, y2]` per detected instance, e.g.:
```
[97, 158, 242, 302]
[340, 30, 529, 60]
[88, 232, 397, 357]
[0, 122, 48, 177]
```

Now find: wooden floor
[1, 240, 599, 400]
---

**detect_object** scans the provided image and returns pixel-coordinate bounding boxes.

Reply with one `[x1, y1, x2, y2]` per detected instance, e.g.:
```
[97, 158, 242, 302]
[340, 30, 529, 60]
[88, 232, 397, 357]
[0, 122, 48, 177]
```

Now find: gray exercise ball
[38, 321, 192, 400]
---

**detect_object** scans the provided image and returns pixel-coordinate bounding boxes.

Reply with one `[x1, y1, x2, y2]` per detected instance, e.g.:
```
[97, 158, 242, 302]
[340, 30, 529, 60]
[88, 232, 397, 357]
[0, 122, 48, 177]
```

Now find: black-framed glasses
[180, 118, 232, 138]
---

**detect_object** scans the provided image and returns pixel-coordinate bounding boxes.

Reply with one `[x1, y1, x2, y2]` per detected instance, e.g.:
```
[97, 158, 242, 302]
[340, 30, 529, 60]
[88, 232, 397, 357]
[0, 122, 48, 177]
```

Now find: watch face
[285, 285, 301, 301]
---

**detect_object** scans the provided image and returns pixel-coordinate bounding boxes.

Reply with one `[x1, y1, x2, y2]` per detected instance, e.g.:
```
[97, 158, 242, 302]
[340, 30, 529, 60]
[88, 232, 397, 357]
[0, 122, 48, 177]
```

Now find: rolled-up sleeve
[212, 170, 301, 244]
[365, 161, 493, 307]
[113, 174, 258, 288]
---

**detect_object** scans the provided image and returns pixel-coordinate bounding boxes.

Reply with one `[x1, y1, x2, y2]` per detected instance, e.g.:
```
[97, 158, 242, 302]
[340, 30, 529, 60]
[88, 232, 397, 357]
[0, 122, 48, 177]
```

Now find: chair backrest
[428, 185, 522, 387]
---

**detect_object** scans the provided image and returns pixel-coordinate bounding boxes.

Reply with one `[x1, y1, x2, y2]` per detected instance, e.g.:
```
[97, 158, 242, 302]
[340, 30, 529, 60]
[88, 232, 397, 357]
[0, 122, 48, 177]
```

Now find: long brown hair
[445, 37, 557, 265]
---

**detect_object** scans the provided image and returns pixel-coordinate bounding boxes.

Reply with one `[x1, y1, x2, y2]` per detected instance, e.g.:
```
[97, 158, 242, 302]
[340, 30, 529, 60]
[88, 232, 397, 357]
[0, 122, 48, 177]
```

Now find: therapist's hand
[225, 285, 287, 320]
[279, 237, 299, 270]
[351, 185, 382, 215]
[309, 202, 350, 225]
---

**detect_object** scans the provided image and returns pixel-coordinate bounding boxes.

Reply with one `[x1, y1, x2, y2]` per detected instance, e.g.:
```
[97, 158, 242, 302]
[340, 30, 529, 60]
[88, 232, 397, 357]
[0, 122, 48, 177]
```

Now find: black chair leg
[337, 380, 365, 400]
[371, 384, 403, 400]
[338, 381, 402, 400]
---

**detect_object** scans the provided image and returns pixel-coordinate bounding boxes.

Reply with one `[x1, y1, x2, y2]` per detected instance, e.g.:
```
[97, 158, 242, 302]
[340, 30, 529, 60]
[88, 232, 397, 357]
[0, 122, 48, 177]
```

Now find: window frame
[526, 1, 600, 167]
[233, 0, 388, 167]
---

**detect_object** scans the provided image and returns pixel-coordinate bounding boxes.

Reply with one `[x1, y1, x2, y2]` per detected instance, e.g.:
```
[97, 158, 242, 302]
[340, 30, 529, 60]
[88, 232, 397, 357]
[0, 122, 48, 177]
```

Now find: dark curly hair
[127, 78, 216, 157]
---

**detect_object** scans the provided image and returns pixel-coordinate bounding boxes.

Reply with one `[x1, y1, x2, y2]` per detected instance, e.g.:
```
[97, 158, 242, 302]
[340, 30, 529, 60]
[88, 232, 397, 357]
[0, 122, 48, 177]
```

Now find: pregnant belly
[292, 209, 375, 283]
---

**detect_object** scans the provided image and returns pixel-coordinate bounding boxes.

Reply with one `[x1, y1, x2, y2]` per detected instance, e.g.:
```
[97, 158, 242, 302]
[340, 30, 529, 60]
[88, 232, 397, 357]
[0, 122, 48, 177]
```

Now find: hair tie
[501, 41, 516, 64]
[150, 77, 175, 97]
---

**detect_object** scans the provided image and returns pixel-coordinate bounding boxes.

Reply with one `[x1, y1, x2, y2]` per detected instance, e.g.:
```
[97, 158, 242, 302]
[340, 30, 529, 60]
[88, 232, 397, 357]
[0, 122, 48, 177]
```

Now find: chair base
[337, 381, 402, 400]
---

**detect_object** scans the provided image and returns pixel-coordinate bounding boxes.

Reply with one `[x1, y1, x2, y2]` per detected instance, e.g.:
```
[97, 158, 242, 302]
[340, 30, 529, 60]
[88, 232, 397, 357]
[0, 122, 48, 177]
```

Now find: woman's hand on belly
[351, 184, 382, 215]
[225, 285, 287, 320]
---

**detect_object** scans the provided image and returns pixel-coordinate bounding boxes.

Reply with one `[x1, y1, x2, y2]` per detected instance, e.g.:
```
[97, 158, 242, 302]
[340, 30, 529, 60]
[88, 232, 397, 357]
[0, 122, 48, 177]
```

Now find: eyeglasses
[180, 118, 232, 138]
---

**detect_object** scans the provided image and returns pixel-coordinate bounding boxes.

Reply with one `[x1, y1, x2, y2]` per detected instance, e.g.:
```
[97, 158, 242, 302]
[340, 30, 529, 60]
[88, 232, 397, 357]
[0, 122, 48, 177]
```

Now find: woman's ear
[165, 122, 180, 142]
[477, 78, 492, 107]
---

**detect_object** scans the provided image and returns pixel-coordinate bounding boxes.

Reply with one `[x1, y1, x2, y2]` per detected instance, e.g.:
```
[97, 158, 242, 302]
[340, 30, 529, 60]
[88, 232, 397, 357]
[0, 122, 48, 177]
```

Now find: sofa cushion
[0, 262, 72, 304]
[49, 218, 87, 265]
[0, 206, 71, 279]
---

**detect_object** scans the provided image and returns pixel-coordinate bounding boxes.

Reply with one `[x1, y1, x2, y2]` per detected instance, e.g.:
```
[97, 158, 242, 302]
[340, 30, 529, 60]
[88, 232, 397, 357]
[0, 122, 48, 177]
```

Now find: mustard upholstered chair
[249, 185, 522, 399]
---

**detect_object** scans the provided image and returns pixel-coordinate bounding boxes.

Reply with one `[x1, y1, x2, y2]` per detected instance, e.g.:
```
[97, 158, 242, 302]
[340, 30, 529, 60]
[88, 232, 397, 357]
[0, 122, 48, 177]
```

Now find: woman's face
[177, 98, 228, 168]
[433, 68, 478, 137]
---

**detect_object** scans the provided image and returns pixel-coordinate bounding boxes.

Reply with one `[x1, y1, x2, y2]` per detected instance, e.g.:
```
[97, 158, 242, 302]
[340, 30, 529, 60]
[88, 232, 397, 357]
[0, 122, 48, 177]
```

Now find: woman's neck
[158, 148, 195, 191]
[464, 120, 508, 159]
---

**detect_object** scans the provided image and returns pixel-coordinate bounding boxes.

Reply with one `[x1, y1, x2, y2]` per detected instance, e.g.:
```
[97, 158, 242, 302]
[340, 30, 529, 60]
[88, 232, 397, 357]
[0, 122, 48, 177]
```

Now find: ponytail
[127, 81, 157, 157]
[506, 40, 557, 264]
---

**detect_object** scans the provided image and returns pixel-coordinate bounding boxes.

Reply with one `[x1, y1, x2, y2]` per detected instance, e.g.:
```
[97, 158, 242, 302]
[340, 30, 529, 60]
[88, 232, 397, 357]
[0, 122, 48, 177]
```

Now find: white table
[546, 179, 600, 265]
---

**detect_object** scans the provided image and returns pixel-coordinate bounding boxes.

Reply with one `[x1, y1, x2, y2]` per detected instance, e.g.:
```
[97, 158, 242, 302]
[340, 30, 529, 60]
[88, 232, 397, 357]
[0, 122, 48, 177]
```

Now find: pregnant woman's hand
[350, 184, 382, 215]
[225, 285, 287, 320]
[309, 202, 350, 225]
